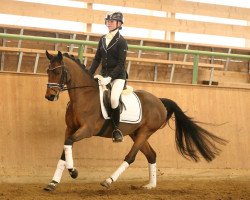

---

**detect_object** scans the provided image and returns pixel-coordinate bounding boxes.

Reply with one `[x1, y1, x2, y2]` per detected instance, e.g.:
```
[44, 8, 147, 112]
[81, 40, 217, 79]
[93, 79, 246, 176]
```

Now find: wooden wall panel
[0, 0, 89, 21]
[0, 73, 249, 178]
[1, 0, 250, 39]
[82, 0, 250, 21]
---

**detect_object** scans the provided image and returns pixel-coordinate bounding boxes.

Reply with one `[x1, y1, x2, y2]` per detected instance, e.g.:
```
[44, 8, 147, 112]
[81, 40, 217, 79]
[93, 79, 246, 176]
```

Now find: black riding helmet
[105, 12, 124, 24]
[105, 12, 124, 30]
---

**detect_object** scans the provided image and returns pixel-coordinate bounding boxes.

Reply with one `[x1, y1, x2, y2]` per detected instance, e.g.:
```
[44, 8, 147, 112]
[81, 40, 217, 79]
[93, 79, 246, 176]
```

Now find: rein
[47, 64, 95, 93]
[62, 85, 95, 91]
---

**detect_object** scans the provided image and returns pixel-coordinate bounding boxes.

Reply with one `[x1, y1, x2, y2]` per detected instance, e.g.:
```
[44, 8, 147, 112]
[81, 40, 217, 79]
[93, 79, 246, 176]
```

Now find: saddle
[103, 84, 126, 117]
[94, 75, 142, 124]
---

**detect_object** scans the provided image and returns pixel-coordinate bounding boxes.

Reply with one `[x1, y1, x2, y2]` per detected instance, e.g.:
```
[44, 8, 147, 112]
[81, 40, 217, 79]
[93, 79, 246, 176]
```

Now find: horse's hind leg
[129, 134, 157, 189]
[100, 130, 150, 188]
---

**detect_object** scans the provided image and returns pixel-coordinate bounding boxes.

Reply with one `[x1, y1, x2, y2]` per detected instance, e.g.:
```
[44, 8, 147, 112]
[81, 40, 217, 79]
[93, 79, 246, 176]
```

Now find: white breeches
[110, 79, 125, 109]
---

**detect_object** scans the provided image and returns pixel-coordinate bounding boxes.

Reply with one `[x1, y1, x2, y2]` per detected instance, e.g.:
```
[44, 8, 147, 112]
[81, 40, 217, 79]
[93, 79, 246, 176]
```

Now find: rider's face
[106, 20, 118, 31]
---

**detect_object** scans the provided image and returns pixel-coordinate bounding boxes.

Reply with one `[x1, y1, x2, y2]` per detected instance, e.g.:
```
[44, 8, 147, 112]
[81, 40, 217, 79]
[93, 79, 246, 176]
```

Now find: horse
[44, 51, 227, 191]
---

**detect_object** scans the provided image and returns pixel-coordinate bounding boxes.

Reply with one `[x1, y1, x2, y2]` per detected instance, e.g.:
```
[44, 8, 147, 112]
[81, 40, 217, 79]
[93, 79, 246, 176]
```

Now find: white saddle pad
[97, 83, 142, 124]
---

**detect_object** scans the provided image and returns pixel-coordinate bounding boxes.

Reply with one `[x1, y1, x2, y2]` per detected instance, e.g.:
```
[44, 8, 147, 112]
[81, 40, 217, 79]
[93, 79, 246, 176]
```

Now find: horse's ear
[58, 51, 63, 61]
[46, 50, 53, 61]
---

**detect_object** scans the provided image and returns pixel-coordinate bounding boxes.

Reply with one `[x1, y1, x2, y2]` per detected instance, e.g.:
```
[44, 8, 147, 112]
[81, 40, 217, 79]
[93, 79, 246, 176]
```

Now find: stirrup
[112, 129, 123, 143]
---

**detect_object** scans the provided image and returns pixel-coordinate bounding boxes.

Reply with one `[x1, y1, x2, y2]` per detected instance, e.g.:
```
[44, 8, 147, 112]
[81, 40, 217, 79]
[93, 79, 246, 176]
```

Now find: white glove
[101, 77, 112, 86]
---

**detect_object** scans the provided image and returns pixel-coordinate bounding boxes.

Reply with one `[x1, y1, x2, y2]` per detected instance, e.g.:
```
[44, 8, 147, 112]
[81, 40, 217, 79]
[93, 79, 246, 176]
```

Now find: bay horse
[44, 51, 227, 191]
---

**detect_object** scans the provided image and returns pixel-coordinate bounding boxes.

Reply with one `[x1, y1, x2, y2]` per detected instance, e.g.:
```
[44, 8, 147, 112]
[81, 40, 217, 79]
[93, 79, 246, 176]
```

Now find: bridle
[47, 64, 68, 92]
[46, 64, 95, 94]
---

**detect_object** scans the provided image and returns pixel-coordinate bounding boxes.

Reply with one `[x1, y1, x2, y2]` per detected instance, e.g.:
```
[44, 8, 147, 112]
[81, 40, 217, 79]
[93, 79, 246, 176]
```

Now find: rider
[89, 11, 128, 143]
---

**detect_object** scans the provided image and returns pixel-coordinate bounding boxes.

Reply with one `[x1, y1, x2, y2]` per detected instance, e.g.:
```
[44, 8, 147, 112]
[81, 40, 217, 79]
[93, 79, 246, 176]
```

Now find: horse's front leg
[44, 151, 66, 191]
[44, 127, 85, 191]
[44, 146, 79, 191]
[63, 136, 79, 179]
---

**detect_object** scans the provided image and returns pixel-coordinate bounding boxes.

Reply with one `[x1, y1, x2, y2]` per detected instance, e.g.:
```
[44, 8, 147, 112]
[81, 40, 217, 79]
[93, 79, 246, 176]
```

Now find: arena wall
[0, 73, 249, 179]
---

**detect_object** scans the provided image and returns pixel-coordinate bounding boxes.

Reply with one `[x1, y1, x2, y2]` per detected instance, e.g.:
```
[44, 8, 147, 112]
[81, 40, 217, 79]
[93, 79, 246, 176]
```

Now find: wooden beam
[0, 0, 89, 22]
[126, 56, 224, 69]
[86, 3, 93, 32]
[165, 1, 250, 21]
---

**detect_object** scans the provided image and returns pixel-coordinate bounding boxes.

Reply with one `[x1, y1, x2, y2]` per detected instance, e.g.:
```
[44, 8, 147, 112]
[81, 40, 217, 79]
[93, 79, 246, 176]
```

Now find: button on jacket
[89, 31, 128, 80]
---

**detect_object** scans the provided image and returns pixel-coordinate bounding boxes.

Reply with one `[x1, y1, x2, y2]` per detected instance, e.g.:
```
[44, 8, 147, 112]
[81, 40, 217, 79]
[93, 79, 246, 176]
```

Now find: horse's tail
[160, 98, 227, 162]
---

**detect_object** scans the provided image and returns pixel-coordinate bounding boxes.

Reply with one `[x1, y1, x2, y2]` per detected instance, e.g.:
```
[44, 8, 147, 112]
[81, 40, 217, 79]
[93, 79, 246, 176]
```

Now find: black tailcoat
[89, 31, 128, 80]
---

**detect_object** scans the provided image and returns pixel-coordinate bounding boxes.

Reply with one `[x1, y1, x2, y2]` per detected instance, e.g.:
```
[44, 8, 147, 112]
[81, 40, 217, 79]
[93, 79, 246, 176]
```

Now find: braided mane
[62, 53, 94, 78]
[63, 53, 86, 70]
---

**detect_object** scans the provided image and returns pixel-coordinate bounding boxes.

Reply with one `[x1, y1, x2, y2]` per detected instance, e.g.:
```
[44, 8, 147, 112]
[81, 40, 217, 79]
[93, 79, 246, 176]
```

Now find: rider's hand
[101, 77, 112, 85]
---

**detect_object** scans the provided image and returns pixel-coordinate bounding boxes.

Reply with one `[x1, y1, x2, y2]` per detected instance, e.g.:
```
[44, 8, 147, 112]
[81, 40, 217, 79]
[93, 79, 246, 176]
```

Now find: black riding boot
[111, 106, 123, 143]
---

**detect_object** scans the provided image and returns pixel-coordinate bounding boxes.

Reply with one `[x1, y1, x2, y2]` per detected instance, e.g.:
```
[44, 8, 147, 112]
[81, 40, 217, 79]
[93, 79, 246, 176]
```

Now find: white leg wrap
[149, 163, 157, 185]
[52, 159, 66, 183]
[143, 163, 157, 189]
[64, 145, 74, 169]
[108, 161, 129, 183]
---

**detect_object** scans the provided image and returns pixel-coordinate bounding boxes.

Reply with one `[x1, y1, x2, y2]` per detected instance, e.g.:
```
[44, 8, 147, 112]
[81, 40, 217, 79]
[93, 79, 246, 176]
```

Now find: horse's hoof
[142, 183, 156, 189]
[44, 181, 58, 191]
[69, 168, 78, 179]
[100, 180, 111, 188]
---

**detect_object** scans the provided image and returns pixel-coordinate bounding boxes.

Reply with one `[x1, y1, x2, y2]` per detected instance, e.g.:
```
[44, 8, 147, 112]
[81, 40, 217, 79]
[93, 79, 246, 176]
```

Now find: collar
[102, 31, 120, 51]
[105, 29, 119, 39]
